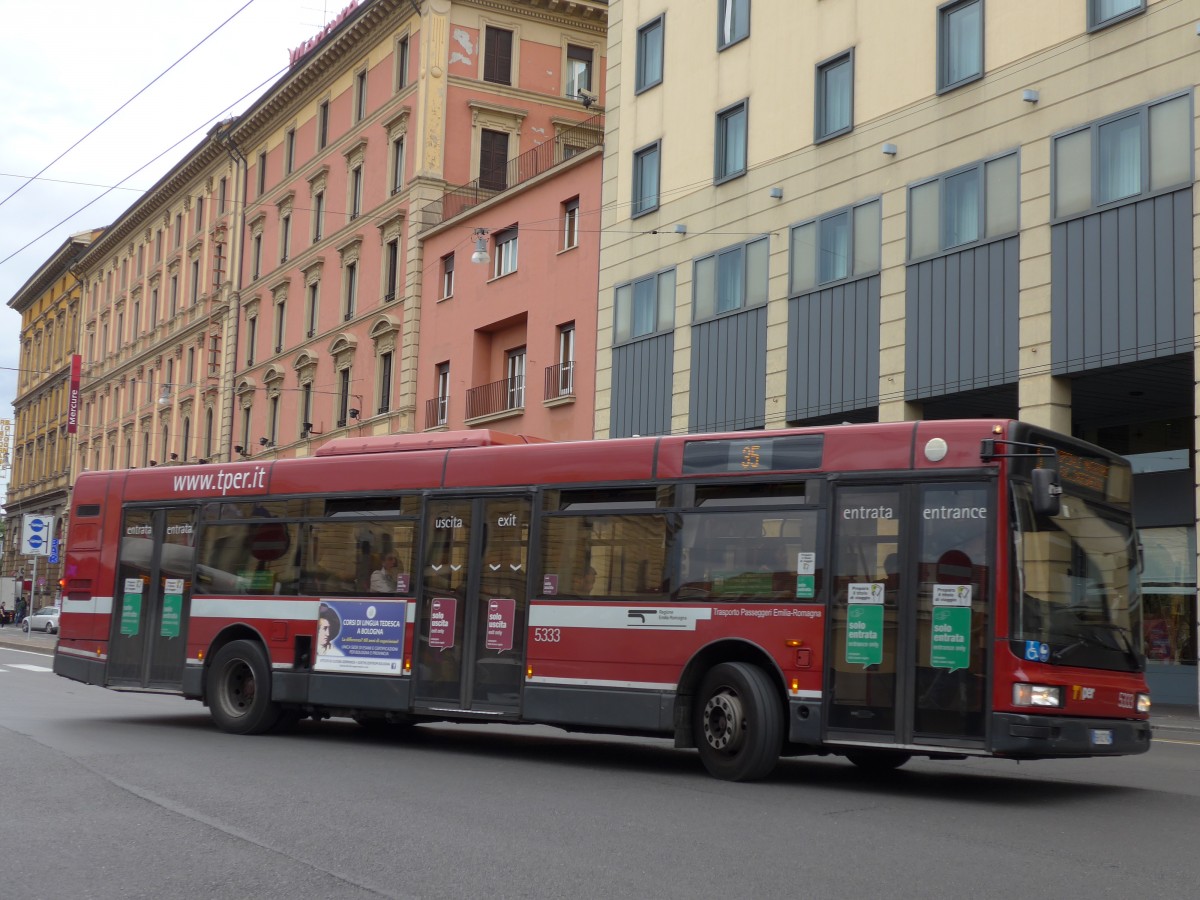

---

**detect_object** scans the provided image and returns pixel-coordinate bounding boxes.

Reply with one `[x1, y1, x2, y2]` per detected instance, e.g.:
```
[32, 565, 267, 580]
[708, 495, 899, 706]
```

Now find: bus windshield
[1011, 481, 1142, 672]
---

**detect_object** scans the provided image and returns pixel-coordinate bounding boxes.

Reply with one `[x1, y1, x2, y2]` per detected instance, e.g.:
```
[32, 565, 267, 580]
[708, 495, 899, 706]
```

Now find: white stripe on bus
[63, 596, 113, 615]
[191, 598, 320, 620]
[57, 645, 106, 660]
[526, 675, 678, 691]
[528, 604, 713, 631]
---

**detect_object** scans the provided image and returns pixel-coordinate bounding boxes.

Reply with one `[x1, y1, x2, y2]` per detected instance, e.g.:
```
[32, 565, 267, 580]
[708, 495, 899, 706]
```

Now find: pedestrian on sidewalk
[0, 601, 6, 627]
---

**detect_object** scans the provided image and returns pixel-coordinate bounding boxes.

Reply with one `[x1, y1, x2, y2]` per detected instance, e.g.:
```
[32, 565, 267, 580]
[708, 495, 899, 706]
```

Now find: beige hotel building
[595, 0, 1199, 703]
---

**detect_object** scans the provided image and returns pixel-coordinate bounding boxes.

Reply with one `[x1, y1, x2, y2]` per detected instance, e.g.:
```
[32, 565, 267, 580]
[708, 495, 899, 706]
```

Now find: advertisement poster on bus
[484, 598, 516, 651]
[314, 599, 407, 675]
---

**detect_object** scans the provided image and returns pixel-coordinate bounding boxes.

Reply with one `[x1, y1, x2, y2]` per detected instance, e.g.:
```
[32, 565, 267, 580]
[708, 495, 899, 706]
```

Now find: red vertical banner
[66, 354, 82, 434]
[428, 597, 457, 649]
[485, 598, 516, 651]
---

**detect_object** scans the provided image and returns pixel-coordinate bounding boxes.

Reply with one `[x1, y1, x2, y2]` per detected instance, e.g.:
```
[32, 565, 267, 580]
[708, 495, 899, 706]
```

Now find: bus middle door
[413, 495, 531, 715]
[107, 506, 197, 690]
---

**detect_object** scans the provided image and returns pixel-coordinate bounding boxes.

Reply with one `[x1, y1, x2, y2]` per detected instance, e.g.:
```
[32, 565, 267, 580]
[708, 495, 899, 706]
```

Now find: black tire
[693, 662, 784, 781]
[22, 621, 29, 633]
[45, 623, 54, 634]
[206, 640, 284, 735]
[846, 750, 911, 773]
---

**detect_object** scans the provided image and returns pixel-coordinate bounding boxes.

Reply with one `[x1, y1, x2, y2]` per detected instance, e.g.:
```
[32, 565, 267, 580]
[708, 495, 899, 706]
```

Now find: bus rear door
[107, 506, 198, 690]
[412, 495, 531, 715]
[826, 481, 992, 752]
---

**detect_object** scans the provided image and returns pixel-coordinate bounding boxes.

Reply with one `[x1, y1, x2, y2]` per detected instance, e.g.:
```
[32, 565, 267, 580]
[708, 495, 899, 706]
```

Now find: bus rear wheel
[207, 640, 284, 735]
[693, 662, 783, 781]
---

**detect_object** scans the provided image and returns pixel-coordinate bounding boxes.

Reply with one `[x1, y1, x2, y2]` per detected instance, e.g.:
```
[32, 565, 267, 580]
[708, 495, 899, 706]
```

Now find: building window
[441, 253, 455, 299]
[218, 177, 227, 214]
[190, 258, 201, 304]
[506, 347, 526, 409]
[790, 199, 881, 294]
[246, 315, 257, 366]
[396, 35, 410, 89]
[636, 16, 664, 93]
[256, 152, 267, 196]
[280, 213, 291, 262]
[300, 383, 313, 436]
[285, 128, 296, 174]
[385, 238, 399, 301]
[155, 229, 163, 261]
[313, 191, 325, 242]
[318, 100, 330, 149]
[169, 275, 179, 318]
[343, 262, 357, 321]
[493, 227, 518, 278]
[252, 234, 263, 279]
[483, 26, 514, 85]
[1053, 93, 1190, 219]
[174, 213, 183, 246]
[350, 166, 363, 219]
[150, 289, 159, 329]
[632, 141, 661, 218]
[205, 409, 214, 459]
[337, 368, 351, 427]
[694, 236, 769, 321]
[267, 396, 278, 446]
[479, 129, 509, 191]
[274, 301, 285, 352]
[816, 50, 854, 142]
[306, 283, 319, 337]
[354, 69, 368, 122]
[717, 0, 749, 50]
[715, 100, 748, 183]
[391, 136, 405, 194]
[938, 0, 983, 93]
[614, 267, 675, 344]
[186, 347, 196, 384]
[435, 362, 450, 425]
[195, 199, 204, 232]
[562, 197, 580, 250]
[1088, 0, 1145, 31]
[378, 350, 393, 414]
[565, 44, 593, 99]
[909, 152, 1018, 259]
[557, 322, 575, 396]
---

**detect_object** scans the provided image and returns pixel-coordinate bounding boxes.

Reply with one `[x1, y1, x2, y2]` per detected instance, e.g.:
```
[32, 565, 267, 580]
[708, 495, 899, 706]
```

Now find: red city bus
[53, 420, 1151, 780]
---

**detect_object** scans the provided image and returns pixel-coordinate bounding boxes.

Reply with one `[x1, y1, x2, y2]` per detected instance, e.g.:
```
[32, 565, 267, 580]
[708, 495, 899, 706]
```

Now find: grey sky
[0, 0, 342, 500]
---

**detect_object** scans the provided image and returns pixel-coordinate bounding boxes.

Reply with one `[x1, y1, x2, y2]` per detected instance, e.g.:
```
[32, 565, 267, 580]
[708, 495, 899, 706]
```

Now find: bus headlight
[1136, 693, 1151, 714]
[1013, 683, 1062, 708]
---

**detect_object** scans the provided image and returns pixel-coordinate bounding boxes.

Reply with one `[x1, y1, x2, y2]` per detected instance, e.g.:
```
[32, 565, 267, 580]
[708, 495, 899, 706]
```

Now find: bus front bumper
[990, 712, 1152, 758]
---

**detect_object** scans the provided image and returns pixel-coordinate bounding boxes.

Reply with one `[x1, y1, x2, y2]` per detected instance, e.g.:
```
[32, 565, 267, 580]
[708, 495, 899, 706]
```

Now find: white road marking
[4, 664, 53, 672]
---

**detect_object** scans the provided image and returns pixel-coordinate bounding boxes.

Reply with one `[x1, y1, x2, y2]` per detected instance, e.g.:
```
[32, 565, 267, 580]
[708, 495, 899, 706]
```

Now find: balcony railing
[424, 396, 449, 430]
[543, 361, 575, 400]
[465, 376, 524, 420]
[422, 114, 603, 229]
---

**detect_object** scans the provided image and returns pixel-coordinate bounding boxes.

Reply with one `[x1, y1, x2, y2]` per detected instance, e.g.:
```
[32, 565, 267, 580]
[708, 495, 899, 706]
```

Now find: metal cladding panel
[689, 306, 766, 433]
[1051, 187, 1194, 374]
[610, 332, 674, 438]
[905, 238, 1019, 400]
[786, 275, 880, 421]
[442, 438, 658, 487]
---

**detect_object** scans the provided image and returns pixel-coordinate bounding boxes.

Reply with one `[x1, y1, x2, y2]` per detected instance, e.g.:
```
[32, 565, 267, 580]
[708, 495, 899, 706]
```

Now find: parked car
[22, 606, 60, 634]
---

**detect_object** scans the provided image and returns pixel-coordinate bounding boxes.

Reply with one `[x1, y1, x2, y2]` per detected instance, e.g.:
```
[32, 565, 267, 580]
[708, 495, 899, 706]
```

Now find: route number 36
[533, 627, 561, 643]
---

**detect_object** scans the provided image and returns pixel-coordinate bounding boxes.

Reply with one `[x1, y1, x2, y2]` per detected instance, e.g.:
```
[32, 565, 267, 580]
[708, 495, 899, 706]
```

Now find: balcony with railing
[421, 114, 603, 230]
[543, 362, 575, 405]
[464, 376, 525, 423]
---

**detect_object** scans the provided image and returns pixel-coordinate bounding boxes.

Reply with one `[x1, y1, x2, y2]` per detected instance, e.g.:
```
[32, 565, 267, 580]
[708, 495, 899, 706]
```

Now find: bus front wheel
[207, 640, 284, 735]
[693, 662, 783, 781]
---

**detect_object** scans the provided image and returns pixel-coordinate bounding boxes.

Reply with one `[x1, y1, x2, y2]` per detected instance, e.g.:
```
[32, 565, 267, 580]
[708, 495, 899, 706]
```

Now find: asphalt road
[2, 641, 1197, 900]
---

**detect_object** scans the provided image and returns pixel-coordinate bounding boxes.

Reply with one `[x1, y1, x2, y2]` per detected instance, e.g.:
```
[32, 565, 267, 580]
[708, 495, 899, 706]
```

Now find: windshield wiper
[1050, 622, 1139, 666]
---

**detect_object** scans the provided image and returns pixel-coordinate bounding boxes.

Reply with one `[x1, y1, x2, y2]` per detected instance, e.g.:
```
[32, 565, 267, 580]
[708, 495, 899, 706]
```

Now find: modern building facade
[4, 229, 102, 604]
[597, 0, 1198, 703]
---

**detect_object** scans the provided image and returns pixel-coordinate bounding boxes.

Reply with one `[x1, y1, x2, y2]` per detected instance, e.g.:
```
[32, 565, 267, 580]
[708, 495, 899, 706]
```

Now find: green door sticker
[121, 578, 144, 637]
[161, 578, 183, 639]
[845, 583, 885, 667]
[930, 584, 972, 672]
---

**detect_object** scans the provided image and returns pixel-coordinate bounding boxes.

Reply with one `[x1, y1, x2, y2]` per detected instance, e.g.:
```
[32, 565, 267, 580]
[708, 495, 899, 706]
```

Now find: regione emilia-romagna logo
[21, 515, 55, 556]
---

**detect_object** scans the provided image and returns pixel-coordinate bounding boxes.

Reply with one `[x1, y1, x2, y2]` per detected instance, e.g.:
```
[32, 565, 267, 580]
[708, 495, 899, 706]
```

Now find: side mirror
[1031, 468, 1062, 517]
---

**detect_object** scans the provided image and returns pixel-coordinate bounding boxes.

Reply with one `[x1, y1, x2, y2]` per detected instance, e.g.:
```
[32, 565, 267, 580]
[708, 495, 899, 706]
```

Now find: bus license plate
[1090, 729, 1114, 746]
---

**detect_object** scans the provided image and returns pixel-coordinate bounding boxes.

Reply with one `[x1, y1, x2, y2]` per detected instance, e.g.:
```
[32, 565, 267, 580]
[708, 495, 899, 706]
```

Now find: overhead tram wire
[0, 66, 289, 271]
[0, 0, 263, 213]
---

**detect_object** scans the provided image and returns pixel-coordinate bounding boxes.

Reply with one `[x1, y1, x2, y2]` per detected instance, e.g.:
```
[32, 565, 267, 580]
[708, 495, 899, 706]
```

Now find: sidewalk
[3, 627, 1196, 736]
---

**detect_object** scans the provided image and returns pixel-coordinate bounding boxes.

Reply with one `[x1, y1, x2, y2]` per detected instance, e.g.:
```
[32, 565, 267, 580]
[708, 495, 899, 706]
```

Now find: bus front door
[825, 481, 991, 751]
[107, 506, 197, 690]
[412, 495, 531, 715]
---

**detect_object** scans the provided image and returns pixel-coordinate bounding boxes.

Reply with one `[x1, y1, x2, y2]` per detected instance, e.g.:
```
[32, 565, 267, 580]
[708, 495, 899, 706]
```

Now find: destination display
[682, 435, 824, 475]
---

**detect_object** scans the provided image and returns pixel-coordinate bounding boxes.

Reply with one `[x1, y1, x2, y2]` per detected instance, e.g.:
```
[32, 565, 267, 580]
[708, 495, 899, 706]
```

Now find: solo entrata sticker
[845, 583, 884, 667]
[930, 584, 972, 672]
[120, 578, 144, 637]
[161, 578, 184, 639]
